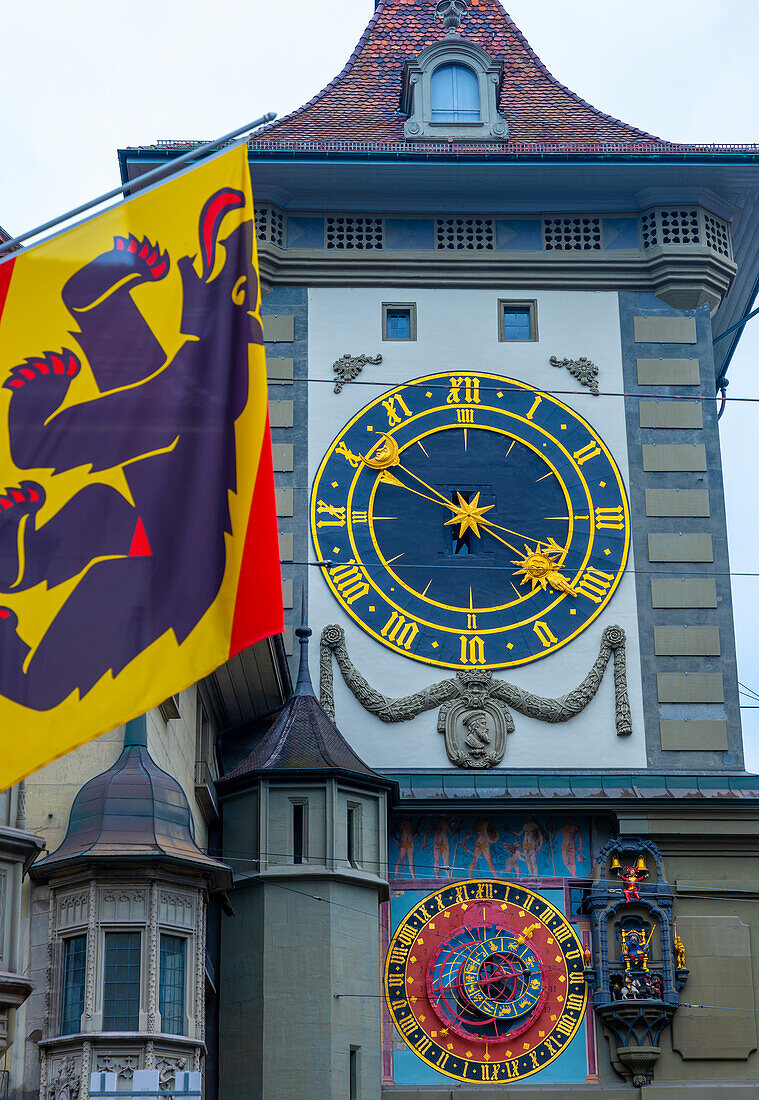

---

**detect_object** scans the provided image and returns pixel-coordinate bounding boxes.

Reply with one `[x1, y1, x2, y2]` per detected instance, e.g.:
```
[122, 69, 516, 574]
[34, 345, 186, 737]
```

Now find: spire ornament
[435, 0, 468, 34]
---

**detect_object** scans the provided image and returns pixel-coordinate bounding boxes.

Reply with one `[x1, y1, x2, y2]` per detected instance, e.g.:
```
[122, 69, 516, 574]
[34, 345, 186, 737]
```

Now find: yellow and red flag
[0, 143, 283, 787]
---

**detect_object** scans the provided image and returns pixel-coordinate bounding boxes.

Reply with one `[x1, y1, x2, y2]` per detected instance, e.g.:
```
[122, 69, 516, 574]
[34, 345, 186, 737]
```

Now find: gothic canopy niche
[401, 37, 508, 143]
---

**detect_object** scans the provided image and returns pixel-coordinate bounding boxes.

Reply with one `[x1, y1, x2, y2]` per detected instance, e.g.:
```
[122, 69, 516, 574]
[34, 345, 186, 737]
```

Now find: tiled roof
[219, 623, 393, 790]
[256, 0, 669, 151]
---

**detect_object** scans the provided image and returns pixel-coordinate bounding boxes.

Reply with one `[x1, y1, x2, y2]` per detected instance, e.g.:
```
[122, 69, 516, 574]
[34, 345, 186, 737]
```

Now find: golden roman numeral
[533, 621, 558, 648]
[526, 394, 542, 421]
[573, 441, 602, 465]
[594, 506, 625, 530]
[459, 635, 486, 664]
[382, 393, 412, 427]
[382, 612, 419, 650]
[575, 567, 614, 603]
[329, 560, 370, 605]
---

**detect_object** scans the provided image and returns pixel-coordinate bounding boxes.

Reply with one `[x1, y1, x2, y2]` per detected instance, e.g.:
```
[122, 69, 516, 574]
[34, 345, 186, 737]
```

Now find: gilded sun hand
[512, 538, 578, 597]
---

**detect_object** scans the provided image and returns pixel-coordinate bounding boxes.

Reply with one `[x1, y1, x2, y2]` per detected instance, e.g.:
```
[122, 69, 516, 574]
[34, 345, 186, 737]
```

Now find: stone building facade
[4, 1, 759, 1098]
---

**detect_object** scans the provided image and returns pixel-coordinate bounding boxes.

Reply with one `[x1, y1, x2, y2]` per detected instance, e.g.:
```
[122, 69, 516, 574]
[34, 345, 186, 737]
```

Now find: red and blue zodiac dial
[384, 880, 588, 1084]
[311, 372, 629, 668]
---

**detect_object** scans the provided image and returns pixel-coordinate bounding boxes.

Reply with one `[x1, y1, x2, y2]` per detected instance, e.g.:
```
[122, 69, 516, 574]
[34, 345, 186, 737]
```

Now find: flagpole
[0, 112, 277, 258]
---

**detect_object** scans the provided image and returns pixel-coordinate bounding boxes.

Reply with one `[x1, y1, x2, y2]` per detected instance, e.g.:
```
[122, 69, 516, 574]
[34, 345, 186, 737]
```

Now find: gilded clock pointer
[311, 371, 630, 669]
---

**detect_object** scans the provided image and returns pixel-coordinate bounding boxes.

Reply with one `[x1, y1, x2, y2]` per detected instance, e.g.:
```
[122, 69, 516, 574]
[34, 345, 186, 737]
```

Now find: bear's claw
[113, 235, 169, 280]
[4, 350, 80, 391]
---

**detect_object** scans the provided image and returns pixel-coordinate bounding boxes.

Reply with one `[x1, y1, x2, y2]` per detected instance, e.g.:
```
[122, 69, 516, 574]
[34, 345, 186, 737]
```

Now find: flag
[0, 142, 283, 788]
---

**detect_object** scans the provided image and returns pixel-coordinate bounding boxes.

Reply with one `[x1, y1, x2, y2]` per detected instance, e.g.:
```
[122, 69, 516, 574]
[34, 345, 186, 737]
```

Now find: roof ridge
[257, 0, 387, 139]
[496, 3, 661, 142]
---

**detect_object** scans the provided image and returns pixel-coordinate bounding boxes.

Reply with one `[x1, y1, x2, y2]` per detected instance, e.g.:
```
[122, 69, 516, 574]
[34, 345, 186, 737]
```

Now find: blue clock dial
[311, 372, 629, 669]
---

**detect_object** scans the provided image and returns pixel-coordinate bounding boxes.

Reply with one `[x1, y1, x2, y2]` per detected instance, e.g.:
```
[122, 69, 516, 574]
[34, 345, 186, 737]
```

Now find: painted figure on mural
[465, 817, 499, 876]
[502, 840, 529, 877]
[392, 818, 418, 878]
[558, 818, 585, 877]
[425, 817, 459, 878]
[515, 818, 545, 876]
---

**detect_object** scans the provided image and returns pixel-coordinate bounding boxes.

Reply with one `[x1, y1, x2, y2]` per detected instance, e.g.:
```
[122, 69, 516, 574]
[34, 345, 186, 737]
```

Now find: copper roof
[34, 717, 229, 885]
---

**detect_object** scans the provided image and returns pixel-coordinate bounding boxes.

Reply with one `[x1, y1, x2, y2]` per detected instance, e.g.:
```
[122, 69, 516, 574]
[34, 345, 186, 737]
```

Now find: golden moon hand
[362, 433, 400, 469]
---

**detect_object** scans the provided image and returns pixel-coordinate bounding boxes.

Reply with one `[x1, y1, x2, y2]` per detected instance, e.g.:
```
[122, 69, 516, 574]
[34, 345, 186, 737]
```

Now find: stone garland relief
[549, 354, 600, 395]
[331, 352, 383, 394]
[320, 623, 632, 767]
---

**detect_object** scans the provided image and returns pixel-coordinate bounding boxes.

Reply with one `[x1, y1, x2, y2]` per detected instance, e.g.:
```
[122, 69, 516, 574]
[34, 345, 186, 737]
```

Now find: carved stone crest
[550, 355, 599, 395]
[332, 352, 383, 394]
[320, 623, 632, 768]
[437, 671, 515, 767]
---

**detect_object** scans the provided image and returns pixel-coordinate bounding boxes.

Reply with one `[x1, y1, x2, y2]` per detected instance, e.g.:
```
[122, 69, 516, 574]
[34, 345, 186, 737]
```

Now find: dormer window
[402, 39, 507, 142]
[430, 64, 479, 122]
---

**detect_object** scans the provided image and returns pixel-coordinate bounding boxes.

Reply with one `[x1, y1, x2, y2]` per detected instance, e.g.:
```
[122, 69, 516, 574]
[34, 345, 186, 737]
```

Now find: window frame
[430, 63, 480, 123]
[498, 299, 539, 343]
[346, 802, 363, 869]
[60, 932, 87, 1036]
[382, 302, 417, 342]
[101, 927, 143, 1032]
[159, 931, 188, 1036]
[290, 797, 309, 865]
[401, 39, 507, 143]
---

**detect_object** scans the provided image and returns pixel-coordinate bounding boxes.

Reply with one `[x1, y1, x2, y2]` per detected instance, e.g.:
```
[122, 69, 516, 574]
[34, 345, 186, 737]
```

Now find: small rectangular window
[349, 1046, 360, 1100]
[498, 299, 538, 342]
[60, 934, 86, 1035]
[382, 303, 417, 341]
[347, 804, 362, 867]
[293, 801, 305, 865]
[103, 931, 141, 1031]
[159, 934, 186, 1035]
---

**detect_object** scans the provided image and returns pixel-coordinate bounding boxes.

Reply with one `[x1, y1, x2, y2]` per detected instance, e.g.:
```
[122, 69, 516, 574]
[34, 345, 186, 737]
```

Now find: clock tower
[117, 1, 759, 1095]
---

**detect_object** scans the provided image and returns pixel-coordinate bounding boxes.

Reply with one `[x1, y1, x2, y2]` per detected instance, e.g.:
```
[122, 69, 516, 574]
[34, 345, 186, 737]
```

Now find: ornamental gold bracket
[319, 623, 632, 768]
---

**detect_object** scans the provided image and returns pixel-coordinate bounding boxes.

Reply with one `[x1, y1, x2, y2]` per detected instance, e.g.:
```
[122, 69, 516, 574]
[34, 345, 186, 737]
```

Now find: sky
[2, 0, 758, 768]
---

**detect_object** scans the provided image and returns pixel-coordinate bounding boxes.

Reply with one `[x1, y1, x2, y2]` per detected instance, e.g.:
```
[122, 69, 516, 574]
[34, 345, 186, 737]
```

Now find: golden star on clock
[444, 491, 495, 539]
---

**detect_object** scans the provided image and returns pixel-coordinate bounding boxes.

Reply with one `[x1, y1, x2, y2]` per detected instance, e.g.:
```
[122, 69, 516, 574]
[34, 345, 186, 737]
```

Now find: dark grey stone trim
[618, 292, 742, 769]
[258, 248, 735, 319]
[261, 287, 308, 676]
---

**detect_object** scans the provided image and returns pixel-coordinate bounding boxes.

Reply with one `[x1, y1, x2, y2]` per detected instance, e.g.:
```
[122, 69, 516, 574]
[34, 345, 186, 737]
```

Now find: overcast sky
[2, 0, 758, 768]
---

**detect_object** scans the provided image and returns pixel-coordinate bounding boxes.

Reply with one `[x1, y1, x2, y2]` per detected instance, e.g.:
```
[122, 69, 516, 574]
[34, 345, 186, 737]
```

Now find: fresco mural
[389, 813, 594, 883]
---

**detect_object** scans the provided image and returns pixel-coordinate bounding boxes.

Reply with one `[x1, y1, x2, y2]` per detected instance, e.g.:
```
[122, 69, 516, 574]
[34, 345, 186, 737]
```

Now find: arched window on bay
[430, 64, 480, 122]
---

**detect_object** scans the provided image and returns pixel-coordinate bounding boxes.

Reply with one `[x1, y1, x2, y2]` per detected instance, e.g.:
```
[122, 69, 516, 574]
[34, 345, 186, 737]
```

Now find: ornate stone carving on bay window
[401, 38, 508, 143]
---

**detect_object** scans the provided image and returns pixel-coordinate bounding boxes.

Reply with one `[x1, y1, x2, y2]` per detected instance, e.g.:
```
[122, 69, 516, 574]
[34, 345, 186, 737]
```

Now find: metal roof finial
[435, 0, 468, 34]
[294, 585, 316, 698]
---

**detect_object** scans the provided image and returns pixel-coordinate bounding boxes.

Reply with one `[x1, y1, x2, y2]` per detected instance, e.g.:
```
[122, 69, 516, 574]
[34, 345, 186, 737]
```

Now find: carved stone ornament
[332, 352, 383, 394]
[320, 623, 632, 768]
[435, 0, 468, 33]
[549, 355, 600, 395]
[95, 1054, 139, 1080]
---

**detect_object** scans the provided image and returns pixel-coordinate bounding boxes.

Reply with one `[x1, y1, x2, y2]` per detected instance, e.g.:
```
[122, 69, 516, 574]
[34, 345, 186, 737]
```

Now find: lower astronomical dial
[384, 879, 588, 1084]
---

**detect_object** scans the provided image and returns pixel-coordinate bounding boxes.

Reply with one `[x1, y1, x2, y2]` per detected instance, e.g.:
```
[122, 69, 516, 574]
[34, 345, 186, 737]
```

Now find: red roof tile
[256, 0, 669, 150]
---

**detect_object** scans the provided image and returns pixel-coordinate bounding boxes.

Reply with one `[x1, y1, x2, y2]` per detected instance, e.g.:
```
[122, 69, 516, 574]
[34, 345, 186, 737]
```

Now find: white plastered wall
[308, 287, 646, 769]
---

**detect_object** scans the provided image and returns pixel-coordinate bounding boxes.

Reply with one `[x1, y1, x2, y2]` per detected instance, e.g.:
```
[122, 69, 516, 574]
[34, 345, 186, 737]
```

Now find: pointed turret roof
[32, 716, 231, 887]
[255, 0, 667, 151]
[219, 607, 393, 792]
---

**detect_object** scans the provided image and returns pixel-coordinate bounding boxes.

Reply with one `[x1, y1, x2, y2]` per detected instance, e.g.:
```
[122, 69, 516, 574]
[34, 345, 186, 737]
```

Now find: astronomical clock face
[384, 880, 588, 1084]
[311, 372, 629, 668]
